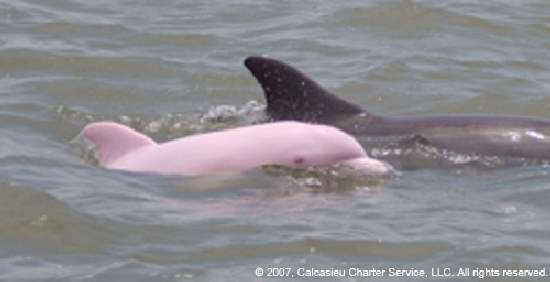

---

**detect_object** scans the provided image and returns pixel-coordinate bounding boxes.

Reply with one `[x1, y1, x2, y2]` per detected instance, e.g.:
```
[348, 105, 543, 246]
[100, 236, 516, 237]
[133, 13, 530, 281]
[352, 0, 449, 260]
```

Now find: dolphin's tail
[244, 56, 364, 123]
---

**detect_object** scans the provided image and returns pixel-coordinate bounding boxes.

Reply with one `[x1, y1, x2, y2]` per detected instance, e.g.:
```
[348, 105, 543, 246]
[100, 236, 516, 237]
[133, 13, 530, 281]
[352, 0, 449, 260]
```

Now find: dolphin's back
[244, 56, 550, 160]
[110, 121, 367, 176]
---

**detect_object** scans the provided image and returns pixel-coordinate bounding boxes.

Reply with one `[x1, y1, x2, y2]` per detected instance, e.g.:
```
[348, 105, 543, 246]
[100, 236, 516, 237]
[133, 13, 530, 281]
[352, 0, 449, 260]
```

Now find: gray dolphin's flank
[244, 56, 550, 160]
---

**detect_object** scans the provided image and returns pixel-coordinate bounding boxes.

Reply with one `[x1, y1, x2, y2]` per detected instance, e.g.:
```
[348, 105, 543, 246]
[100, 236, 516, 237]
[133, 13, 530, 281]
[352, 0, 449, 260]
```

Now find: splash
[57, 100, 266, 136]
[365, 137, 550, 169]
[262, 165, 390, 192]
[199, 100, 266, 125]
[56, 104, 96, 123]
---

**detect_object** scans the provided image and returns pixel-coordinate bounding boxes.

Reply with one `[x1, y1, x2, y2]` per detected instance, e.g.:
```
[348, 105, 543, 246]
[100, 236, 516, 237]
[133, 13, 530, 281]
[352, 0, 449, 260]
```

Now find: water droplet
[30, 214, 48, 226]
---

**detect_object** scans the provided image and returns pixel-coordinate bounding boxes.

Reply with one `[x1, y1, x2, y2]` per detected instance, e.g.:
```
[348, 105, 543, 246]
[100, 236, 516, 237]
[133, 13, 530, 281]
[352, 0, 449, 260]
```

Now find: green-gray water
[1, 1, 550, 281]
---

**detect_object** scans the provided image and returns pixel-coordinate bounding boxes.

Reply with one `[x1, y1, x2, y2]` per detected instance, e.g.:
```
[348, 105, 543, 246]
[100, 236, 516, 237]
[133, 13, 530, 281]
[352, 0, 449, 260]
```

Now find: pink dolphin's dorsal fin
[81, 121, 157, 166]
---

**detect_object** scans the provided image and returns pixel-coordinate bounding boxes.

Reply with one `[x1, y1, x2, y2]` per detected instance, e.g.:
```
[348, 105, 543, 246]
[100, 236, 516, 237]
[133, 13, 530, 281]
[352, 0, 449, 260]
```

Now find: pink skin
[80, 121, 393, 177]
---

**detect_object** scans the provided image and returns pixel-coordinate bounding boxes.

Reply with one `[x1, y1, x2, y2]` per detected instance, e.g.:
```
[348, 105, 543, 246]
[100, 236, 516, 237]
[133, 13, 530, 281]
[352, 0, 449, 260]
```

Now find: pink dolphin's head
[290, 124, 393, 176]
[277, 123, 364, 167]
[80, 121, 156, 166]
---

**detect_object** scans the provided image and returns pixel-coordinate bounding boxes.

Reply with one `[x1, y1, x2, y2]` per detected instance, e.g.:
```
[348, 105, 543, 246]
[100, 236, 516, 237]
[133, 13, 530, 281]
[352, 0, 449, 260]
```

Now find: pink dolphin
[79, 121, 393, 177]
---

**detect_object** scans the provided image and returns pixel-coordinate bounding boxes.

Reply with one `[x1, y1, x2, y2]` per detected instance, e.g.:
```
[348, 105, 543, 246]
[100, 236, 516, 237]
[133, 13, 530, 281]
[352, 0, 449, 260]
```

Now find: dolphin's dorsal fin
[81, 122, 156, 166]
[244, 56, 364, 123]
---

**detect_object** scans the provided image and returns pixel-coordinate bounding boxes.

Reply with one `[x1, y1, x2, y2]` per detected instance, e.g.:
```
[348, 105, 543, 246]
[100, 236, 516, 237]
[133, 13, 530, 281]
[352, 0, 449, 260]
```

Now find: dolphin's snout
[339, 157, 397, 177]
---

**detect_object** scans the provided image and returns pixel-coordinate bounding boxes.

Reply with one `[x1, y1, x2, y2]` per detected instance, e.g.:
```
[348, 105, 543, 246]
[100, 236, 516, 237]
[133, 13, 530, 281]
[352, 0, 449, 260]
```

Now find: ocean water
[1, 0, 550, 281]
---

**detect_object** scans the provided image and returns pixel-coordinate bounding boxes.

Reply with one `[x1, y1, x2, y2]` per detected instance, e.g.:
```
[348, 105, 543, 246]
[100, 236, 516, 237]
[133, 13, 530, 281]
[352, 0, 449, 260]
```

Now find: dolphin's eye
[293, 156, 305, 166]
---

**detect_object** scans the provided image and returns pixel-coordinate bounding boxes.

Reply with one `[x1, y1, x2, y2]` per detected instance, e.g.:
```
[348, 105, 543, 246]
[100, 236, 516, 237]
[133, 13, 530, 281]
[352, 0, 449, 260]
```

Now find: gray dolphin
[244, 56, 550, 159]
